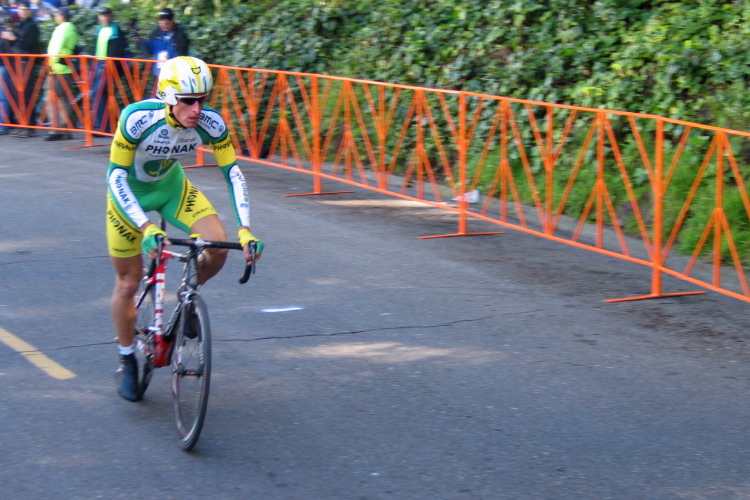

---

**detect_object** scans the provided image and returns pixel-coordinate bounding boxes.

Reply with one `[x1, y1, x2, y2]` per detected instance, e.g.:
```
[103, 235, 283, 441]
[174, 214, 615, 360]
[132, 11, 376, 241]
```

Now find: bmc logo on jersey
[199, 111, 225, 136]
[128, 114, 150, 137]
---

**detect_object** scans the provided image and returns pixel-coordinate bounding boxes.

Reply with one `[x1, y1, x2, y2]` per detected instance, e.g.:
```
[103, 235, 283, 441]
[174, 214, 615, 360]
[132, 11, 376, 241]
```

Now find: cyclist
[106, 56, 263, 401]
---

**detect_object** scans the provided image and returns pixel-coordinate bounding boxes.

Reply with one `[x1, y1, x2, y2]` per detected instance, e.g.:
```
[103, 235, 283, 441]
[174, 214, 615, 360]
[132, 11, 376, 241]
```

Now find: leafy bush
[45, 1, 750, 127]
[37, 0, 750, 265]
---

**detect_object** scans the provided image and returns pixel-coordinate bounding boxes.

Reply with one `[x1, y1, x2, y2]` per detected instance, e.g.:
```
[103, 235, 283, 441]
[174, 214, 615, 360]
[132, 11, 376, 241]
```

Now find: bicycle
[133, 224, 257, 451]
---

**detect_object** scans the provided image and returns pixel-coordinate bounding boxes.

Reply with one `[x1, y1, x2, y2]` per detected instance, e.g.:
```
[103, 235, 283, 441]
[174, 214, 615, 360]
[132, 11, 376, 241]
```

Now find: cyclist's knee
[197, 248, 228, 285]
[111, 256, 142, 292]
[114, 274, 140, 298]
[205, 247, 228, 267]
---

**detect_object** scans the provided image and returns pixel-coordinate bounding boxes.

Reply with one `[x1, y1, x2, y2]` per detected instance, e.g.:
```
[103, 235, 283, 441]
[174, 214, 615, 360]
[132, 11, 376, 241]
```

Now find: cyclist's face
[172, 94, 207, 128]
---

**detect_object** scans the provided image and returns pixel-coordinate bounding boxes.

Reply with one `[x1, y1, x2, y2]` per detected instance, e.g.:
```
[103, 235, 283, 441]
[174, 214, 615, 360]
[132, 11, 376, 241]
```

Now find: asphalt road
[2, 133, 750, 499]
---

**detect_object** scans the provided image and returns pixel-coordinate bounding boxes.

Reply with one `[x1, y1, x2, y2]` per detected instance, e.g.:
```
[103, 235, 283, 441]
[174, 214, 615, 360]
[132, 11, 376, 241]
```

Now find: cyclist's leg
[106, 194, 144, 347]
[111, 255, 143, 348]
[106, 193, 150, 401]
[163, 177, 228, 285]
[111, 254, 143, 401]
[111, 255, 143, 347]
[190, 214, 229, 285]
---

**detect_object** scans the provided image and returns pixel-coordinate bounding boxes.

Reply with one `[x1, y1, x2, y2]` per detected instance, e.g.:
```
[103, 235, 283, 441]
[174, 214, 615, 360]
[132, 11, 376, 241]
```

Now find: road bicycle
[133, 226, 256, 451]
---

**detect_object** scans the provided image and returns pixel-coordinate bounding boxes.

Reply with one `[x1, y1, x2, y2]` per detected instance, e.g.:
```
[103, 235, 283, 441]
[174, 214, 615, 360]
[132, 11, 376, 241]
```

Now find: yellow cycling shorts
[106, 177, 218, 258]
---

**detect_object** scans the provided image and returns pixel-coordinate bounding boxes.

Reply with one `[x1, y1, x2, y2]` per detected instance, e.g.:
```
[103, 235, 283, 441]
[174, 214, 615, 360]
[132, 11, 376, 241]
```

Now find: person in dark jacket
[90, 6, 127, 133]
[0, 16, 15, 135]
[0, 1, 40, 137]
[133, 7, 189, 90]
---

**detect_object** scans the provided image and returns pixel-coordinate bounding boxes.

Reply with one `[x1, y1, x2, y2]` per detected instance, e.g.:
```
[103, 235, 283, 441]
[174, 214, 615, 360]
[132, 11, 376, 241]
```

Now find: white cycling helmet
[156, 56, 213, 106]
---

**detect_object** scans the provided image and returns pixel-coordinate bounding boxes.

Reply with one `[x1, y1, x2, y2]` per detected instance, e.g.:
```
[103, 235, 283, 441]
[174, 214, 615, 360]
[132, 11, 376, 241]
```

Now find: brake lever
[239, 242, 257, 284]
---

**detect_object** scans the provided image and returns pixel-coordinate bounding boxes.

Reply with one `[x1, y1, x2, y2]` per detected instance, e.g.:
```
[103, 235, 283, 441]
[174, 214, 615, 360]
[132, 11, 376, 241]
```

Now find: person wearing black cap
[94, 7, 127, 61]
[89, 5, 127, 133]
[0, 15, 16, 136]
[0, 0, 40, 137]
[133, 6, 189, 85]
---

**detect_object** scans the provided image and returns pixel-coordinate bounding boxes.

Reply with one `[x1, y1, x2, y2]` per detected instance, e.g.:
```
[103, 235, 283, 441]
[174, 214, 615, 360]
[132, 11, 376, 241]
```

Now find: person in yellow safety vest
[89, 6, 127, 134]
[45, 6, 78, 141]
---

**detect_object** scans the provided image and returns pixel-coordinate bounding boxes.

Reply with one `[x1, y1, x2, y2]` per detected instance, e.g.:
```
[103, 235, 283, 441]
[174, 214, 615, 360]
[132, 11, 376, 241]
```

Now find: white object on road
[453, 189, 480, 204]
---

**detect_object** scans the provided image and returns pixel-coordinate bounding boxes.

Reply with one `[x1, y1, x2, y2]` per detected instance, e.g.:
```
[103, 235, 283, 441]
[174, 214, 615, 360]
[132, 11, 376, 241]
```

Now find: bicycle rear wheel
[134, 274, 156, 399]
[172, 294, 211, 451]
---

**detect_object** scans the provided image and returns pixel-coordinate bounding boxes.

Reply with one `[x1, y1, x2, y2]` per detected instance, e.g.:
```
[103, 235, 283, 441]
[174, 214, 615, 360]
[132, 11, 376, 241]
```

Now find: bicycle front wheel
[134, 275, 156, 399]
[171, 294, 211, 451]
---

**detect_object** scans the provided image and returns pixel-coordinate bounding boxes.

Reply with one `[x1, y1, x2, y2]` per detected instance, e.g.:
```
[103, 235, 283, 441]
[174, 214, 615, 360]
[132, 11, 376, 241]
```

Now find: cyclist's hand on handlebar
[141, 223, 170, 259]
[238, 227, 263, 264]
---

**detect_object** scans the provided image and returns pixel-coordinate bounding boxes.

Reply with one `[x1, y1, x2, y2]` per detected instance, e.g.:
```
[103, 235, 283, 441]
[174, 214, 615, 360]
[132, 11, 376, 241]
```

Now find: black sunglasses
[177, 95, 208, 106]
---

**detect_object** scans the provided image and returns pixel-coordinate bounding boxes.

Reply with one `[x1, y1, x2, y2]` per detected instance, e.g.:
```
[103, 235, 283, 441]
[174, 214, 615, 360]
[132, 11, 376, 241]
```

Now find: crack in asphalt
[0, 310, 544, 357]
[222, 315, 500, 343]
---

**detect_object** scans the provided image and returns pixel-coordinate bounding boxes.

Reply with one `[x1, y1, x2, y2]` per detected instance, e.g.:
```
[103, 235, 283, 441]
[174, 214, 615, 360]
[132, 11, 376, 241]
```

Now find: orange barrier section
[0, 54, 156, 145]
[4, 55, 750, 303]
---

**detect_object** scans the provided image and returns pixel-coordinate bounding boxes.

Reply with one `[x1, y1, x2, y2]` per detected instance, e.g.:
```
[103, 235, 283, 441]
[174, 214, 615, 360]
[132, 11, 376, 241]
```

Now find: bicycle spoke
[172, 296, 211, 451]
[134, 278, 156, 399]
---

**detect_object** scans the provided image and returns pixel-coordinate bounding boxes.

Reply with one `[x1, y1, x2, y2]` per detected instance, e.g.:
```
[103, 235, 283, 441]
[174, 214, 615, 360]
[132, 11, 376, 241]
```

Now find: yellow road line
[0, 327, 76, 380]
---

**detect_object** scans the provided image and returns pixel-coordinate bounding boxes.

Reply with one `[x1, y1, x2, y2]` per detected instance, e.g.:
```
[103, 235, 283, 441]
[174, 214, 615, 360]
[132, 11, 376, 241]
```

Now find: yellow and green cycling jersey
[106, 99, 250, 257]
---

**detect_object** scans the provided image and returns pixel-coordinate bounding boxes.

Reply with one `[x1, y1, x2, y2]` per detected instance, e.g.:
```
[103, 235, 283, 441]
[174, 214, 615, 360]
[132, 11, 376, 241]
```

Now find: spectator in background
[0, 15, 15, 135]
[133, 7, 188, 91]
[89, 6, 125, 133]
[0, 0, 40, 137]
[31, 0, 54, 22]
[45, 6, 78, 140]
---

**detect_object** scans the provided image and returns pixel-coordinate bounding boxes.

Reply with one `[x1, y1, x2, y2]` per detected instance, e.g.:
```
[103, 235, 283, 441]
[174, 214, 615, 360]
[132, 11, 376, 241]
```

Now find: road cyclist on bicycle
[106, 56, 263, 402]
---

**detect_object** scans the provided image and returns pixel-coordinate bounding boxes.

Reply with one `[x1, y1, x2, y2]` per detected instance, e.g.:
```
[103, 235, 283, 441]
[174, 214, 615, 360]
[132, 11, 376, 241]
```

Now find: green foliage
[45, 0, 745, 130]
[33, 0, 750, 265]
[38, 1, 750, 128]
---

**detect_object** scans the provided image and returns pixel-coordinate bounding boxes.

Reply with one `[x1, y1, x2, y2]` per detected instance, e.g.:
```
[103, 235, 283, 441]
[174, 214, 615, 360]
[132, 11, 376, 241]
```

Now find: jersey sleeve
[106, 108, 150, 229]
[199, 108, 252, 229]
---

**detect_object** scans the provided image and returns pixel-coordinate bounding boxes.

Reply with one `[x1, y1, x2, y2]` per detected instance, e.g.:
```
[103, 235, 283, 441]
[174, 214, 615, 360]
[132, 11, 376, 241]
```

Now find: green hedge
[44, 1, 750, 266]
[52, 0, 750, 129]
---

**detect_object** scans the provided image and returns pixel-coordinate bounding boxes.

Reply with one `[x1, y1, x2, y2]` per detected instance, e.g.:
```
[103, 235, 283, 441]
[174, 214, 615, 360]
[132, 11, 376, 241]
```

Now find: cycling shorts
[106, 176, 218, 258]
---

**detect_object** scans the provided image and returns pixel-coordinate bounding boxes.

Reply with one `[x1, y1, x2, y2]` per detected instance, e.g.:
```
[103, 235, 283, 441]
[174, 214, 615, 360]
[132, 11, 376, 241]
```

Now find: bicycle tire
[171, 294, 211, 451]
[134, 275, 156, 399]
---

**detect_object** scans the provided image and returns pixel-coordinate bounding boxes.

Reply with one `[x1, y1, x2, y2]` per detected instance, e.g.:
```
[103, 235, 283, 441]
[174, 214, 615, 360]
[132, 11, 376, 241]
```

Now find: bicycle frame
[140, 246, 183, 367]
[138, 236, 256, 367]
[133, 225, 258, 451]
[146, 250, 172, 338]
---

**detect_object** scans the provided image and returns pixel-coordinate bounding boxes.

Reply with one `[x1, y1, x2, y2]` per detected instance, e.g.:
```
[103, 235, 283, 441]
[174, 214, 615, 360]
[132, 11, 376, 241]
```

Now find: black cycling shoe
[115, 353, 140, 402]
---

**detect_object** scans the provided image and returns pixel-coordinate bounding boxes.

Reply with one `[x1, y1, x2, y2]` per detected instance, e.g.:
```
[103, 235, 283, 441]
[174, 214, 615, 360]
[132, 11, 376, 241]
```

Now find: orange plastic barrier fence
[0, 54, 156, 143]
[4, 54, 750, 304]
